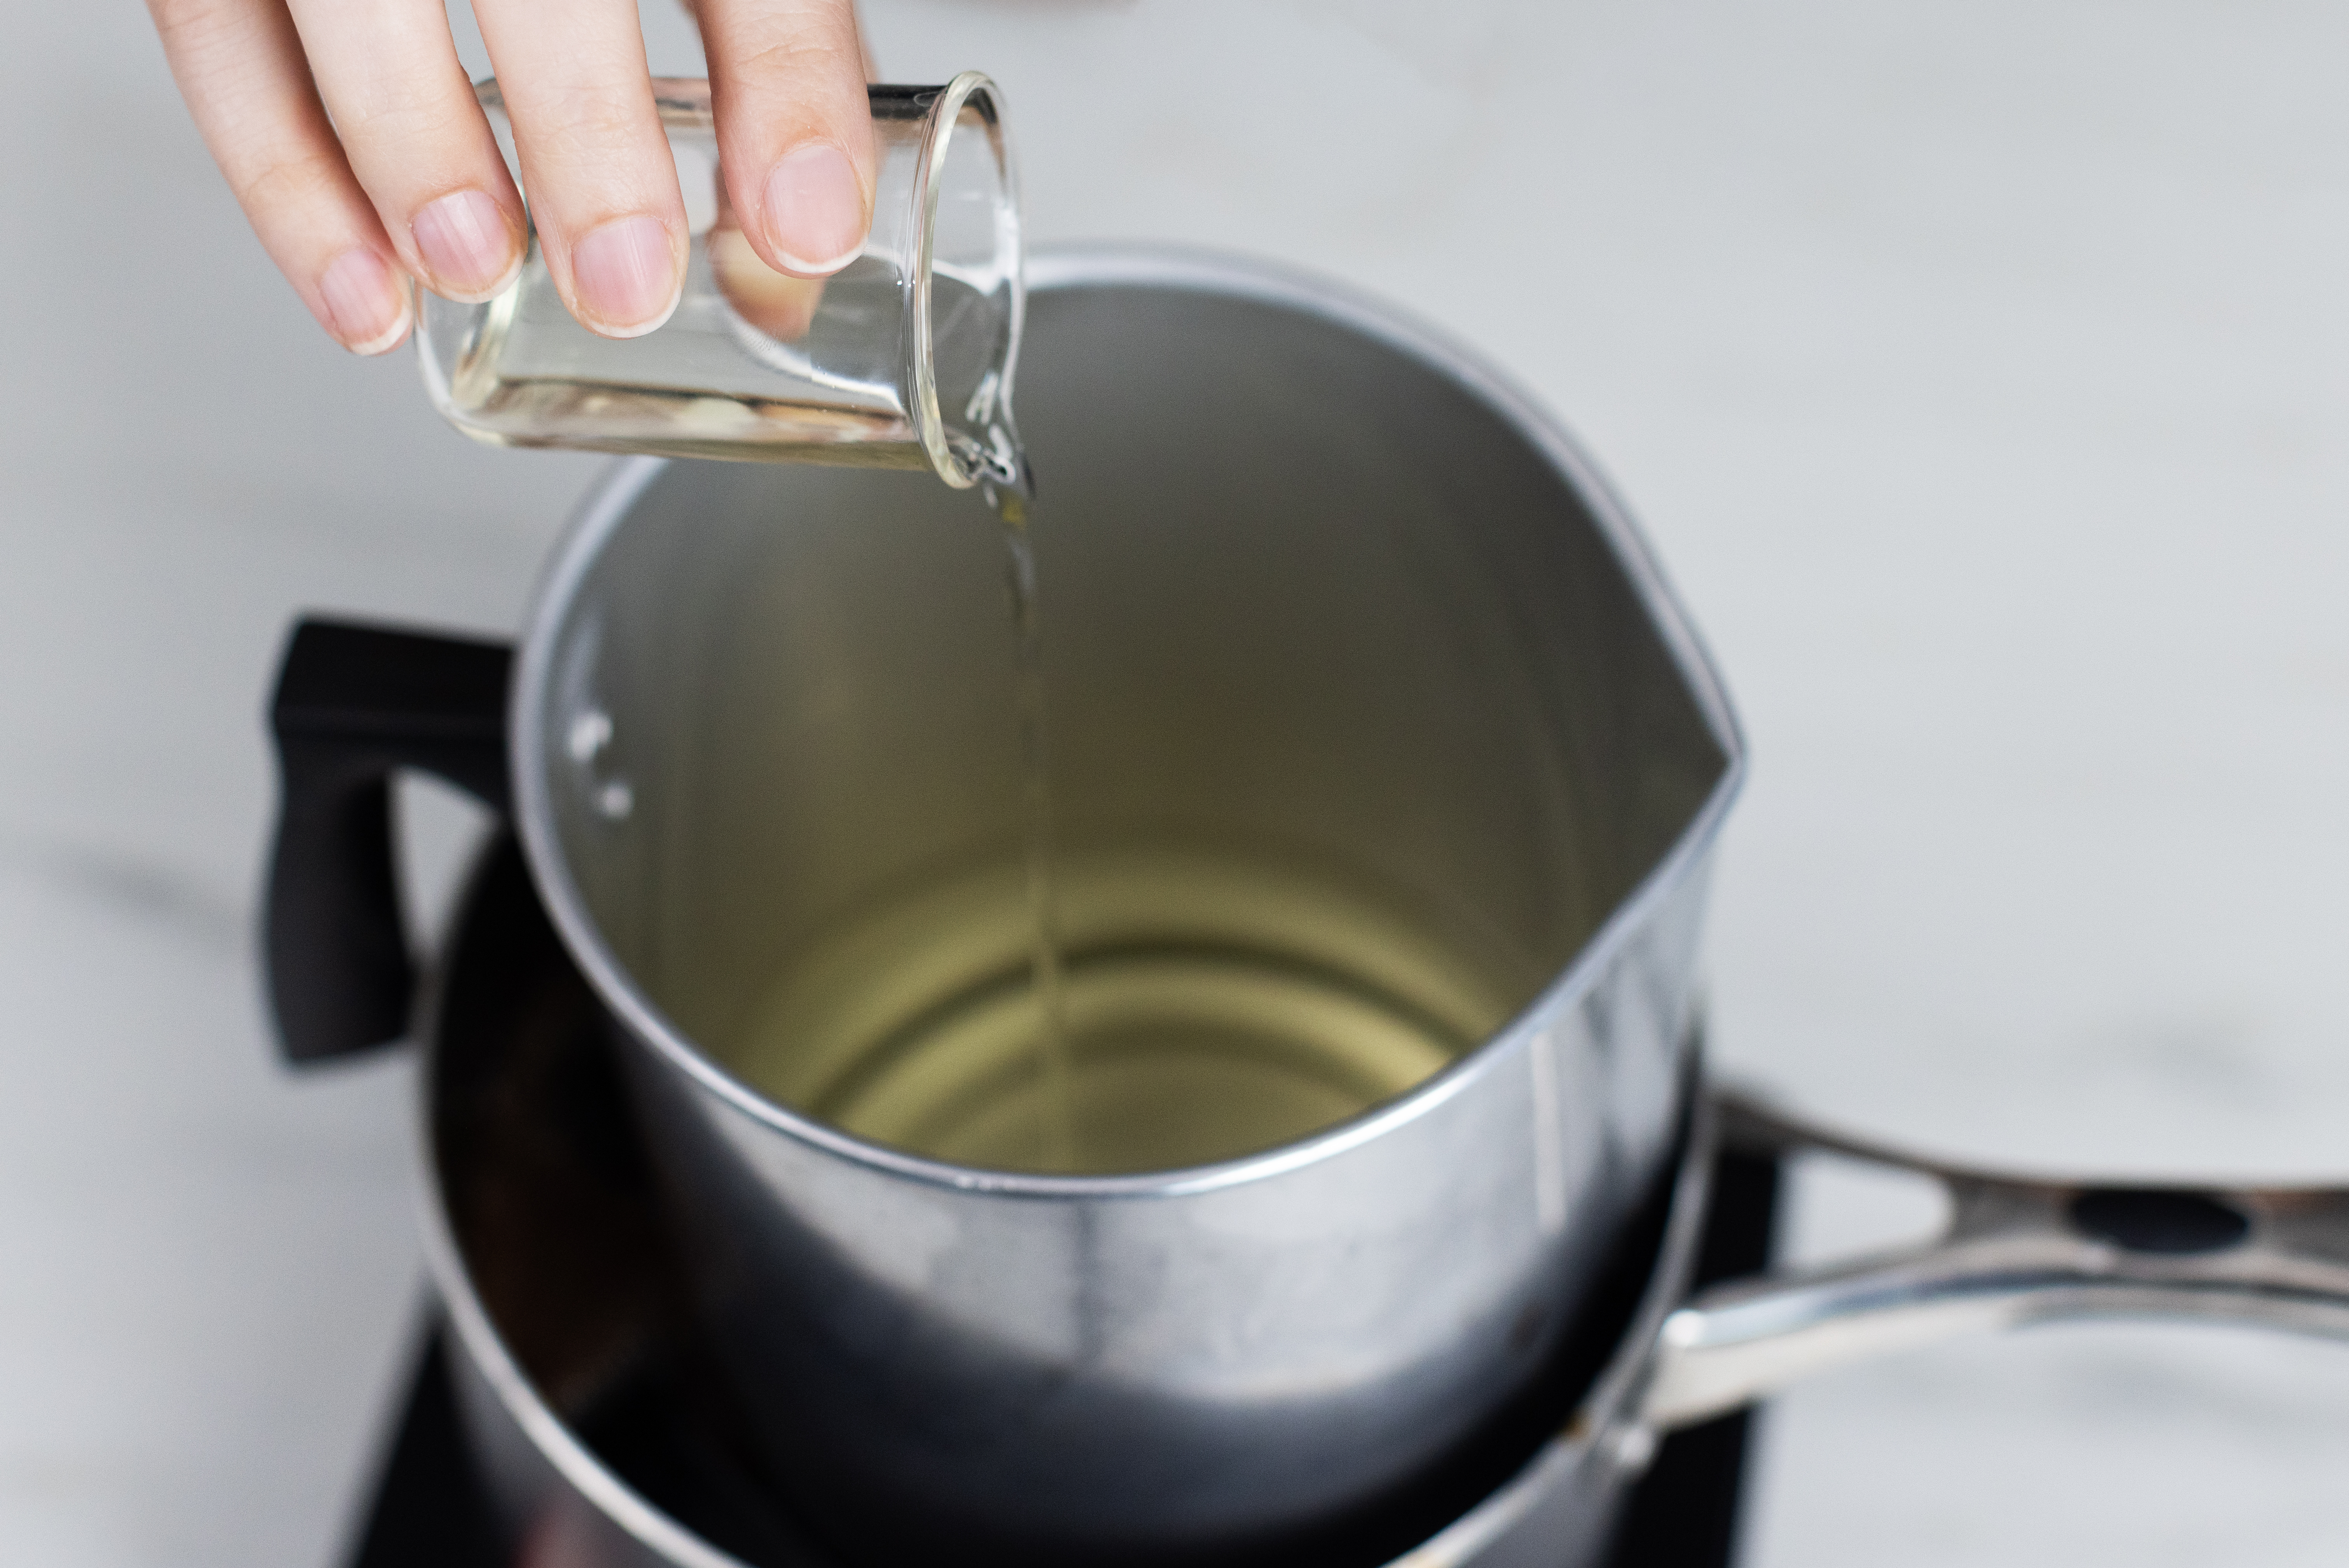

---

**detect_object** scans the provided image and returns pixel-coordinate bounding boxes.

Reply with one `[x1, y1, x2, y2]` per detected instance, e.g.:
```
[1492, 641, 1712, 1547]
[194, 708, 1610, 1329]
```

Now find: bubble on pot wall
[568, 708, 613, 764]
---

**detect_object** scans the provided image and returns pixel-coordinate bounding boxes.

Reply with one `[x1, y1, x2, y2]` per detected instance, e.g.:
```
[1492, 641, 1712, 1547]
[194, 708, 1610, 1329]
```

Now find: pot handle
[1641, 1090, 2349, 1429]
[264, 618, 513, 1065]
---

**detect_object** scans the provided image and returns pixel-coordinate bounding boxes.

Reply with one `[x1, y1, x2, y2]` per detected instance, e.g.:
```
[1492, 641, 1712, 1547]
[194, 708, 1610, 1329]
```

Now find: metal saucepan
[509, 246, 1734, 1563]
[263, 247, 2349, 1567]
[279, 244, 1742, 1561]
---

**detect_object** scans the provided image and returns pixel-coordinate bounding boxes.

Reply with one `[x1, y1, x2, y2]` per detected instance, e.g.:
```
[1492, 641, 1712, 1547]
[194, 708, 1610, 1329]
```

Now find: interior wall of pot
[532, 281, 1729, 1133]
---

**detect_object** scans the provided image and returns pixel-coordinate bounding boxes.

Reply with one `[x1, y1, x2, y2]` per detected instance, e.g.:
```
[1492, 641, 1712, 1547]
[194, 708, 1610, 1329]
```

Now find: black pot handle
[265, 617, 514, 1064]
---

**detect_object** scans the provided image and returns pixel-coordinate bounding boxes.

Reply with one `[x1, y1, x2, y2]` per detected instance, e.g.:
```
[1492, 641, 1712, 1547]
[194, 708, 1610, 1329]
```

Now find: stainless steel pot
[496, 247, 1745, 1560]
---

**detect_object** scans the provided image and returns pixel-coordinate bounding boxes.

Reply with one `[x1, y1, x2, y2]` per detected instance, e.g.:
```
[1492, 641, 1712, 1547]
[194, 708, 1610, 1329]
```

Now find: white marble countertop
[5, 2, 2347, 1563]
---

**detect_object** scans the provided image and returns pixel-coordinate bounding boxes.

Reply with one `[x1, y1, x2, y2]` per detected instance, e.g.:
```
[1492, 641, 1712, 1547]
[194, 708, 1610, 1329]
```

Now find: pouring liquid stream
[984, 469, 1077, 1172]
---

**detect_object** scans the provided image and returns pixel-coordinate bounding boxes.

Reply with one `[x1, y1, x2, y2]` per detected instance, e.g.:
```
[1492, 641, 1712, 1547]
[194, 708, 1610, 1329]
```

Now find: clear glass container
[419, 74, 1023, 490]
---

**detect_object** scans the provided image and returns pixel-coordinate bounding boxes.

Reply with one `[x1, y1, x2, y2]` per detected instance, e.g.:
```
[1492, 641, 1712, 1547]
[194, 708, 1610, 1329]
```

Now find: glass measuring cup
[418, 75, 1024, 491]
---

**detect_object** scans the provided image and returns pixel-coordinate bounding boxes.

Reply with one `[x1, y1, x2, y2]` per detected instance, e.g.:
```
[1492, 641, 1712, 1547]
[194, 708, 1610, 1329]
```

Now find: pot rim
[508, 241, 1748, 1199]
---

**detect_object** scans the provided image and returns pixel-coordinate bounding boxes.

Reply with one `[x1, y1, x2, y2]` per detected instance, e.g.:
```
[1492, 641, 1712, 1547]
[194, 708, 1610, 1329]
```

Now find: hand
[146, 0, 875, 354]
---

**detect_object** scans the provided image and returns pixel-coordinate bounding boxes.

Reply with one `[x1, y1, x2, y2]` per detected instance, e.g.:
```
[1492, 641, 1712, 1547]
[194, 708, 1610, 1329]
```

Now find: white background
[4, 2, 2348, 1563]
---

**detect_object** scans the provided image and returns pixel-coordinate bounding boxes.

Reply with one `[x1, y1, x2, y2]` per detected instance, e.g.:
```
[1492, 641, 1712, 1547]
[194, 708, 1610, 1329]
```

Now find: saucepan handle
[264, 617, 514, 1065]
[1642, 1090, 2349, 1428]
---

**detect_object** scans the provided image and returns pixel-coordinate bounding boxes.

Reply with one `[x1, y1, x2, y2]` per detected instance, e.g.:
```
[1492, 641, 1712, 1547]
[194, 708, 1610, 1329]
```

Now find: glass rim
[907, 71, 1022, 490]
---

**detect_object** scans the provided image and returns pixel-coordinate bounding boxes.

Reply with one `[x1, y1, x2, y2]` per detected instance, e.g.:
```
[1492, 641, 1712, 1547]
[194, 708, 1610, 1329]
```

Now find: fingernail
[319, 248, 411, 355]
[572, 215, 679, 336]
[764, 143, 867, 275]
[412, 189, 518, 300]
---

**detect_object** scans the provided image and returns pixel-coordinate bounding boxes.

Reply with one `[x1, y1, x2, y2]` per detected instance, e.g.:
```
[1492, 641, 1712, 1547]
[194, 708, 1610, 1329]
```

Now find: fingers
[696, 0, 875, 277]
[710, 166, 826, 341]
[678, 0, 878, 80]
[471, 0, 689, 337]
[283, 0, 526, 304]
[148, 0, 413, 354]
[711, 227, 826, 340]
[156, 0, 866, 355]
